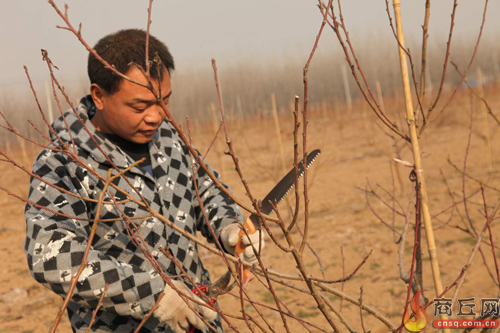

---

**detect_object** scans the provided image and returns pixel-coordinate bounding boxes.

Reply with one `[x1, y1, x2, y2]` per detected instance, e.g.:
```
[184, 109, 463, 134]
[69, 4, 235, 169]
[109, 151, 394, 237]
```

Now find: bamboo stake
[236, 94, 244, 128]
[229, 106, 235, 127]
[362, 100, 374, 147]
[210, 103, 226, 178]
[333, 96, 344, 138]
[271, 93, 287, 175]
[45, 80, 54, 126]
[476, 68, 493, 172]
[271, 93, 293, 214]
[493, 50, 500, 82]
[375, 80, 386, 112]
[392, 1, 448, 330]
[16, 135, 29, 166]
[341, 65, 352, 111]
[425, 68, 433, 93]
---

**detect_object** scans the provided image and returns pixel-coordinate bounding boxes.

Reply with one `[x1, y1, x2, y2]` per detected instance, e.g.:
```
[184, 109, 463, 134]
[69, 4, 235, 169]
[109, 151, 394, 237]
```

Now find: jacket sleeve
[24, 149, 164, 319]
[192, 156, 244, 244]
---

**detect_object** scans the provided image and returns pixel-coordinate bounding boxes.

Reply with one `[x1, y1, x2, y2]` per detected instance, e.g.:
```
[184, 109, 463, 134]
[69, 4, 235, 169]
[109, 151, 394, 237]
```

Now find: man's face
[90, 66, 171, 144]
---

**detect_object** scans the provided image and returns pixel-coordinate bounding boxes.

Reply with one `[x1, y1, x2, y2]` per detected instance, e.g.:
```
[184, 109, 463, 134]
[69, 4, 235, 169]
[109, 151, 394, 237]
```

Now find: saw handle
[234, 216, 258, 283]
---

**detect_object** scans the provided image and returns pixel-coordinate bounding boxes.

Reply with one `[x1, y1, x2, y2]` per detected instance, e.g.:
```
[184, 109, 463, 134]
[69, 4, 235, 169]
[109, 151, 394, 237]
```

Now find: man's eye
[131, 105, 147, 112]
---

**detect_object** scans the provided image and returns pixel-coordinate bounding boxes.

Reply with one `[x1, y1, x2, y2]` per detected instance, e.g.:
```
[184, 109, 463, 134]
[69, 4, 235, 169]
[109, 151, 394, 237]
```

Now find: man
[24, 29, 263, 332]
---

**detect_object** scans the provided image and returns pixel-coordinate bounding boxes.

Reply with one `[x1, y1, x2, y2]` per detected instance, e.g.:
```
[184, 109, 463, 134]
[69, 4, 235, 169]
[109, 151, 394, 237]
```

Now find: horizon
[0, 0, 497, 91]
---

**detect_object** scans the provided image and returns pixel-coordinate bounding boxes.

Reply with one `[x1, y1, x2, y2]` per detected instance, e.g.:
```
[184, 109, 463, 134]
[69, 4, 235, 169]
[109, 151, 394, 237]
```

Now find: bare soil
[1, 85, 500, 332]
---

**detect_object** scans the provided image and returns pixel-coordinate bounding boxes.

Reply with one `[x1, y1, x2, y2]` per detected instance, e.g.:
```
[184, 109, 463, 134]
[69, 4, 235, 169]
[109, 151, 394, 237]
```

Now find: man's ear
[90, 83, 106, 111]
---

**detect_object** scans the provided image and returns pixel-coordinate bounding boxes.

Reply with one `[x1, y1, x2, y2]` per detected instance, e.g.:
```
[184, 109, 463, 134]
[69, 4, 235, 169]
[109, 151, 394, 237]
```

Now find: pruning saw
[187, 150, 321, 332]
[234, 149, 321, 282]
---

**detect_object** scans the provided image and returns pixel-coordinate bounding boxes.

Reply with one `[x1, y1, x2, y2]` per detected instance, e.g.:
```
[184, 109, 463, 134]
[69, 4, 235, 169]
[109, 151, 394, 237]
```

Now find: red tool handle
[188, 286, 217, 333]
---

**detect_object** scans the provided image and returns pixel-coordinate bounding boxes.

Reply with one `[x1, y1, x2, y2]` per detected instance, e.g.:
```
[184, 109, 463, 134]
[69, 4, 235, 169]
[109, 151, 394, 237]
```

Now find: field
[1, 80, 499, 332]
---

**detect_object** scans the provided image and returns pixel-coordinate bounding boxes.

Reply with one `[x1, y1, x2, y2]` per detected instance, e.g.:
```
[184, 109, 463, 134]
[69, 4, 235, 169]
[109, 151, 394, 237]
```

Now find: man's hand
[220, 223, 265, 265]
[154, 280, 217, 333]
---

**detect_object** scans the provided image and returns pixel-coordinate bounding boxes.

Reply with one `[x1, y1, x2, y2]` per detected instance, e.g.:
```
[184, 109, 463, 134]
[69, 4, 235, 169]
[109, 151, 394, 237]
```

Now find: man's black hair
[88, 29, 175, 94]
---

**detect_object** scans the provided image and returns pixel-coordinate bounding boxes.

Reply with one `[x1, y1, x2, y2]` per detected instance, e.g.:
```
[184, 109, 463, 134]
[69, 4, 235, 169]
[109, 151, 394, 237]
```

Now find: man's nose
[144, 104, 164, 125]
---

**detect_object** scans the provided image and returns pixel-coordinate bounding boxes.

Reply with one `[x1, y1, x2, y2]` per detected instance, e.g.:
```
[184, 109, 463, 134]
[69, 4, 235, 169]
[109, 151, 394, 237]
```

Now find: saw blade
[250, 149, 321, 225]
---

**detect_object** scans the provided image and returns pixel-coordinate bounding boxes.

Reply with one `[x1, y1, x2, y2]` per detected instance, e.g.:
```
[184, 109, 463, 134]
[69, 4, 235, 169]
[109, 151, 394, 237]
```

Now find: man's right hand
[154, 280, 217, 333]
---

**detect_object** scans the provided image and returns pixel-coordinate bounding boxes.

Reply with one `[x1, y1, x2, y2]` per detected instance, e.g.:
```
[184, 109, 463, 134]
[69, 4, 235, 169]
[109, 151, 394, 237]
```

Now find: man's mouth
[140, 128, 157, 136]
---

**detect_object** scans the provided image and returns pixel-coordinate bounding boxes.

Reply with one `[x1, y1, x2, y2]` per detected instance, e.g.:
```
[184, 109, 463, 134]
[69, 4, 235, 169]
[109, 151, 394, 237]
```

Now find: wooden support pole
[271, 93, 287, 175]
[229, 106, 235, 127]
[333, 96, 344, 138]
[210, 103, 226, 178]
[16, 135, 29, 167]
[271, 93, 294, 214]
[392, 2, 448, 331]
[375, 80, 386, 112]
[236, 94, 243, 129]
[45, 80, 54, 126]
[493, 50, 500, 82]
[341, 65, 352, 111]
[476, 68, 493, 172]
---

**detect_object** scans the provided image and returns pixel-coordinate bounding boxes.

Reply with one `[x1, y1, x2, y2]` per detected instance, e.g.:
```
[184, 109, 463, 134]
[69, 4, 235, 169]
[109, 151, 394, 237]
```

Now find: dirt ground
[1, 84, 500, 332]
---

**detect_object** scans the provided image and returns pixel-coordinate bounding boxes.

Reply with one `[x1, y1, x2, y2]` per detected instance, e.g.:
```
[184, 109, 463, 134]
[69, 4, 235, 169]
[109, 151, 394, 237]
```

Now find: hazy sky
[0, 0, 498, 89]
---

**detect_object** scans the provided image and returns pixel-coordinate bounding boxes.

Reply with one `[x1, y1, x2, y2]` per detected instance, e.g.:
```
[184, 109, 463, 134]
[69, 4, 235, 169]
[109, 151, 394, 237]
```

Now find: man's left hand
[220, 223, 265, 265]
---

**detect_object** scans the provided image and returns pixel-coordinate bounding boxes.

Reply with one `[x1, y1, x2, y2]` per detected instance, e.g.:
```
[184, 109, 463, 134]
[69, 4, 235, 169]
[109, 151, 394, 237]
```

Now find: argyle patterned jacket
[24, 95, 242, 332]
